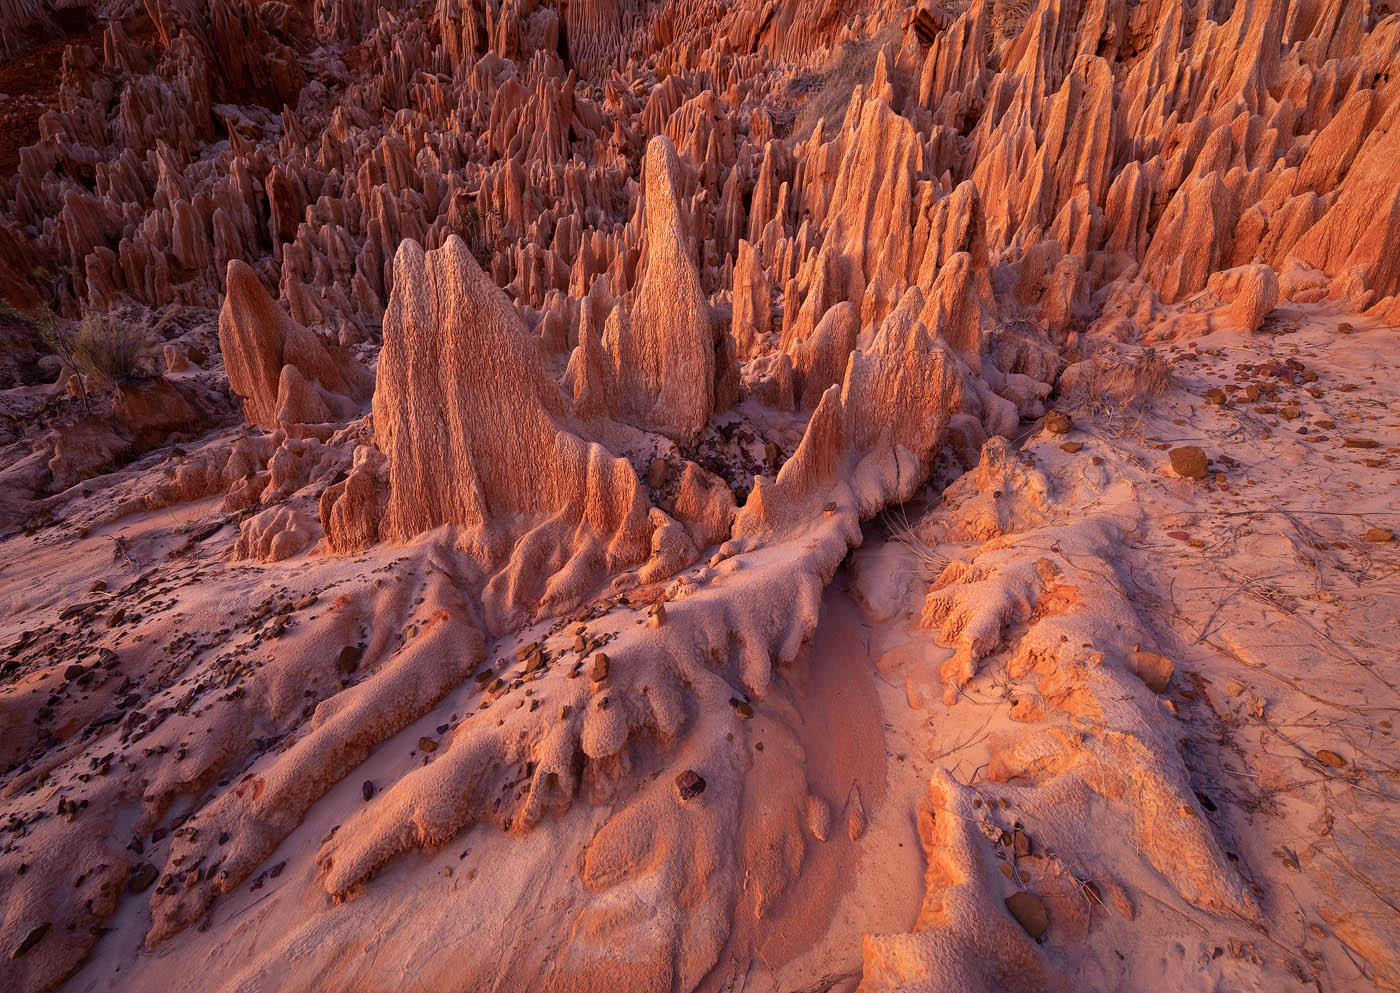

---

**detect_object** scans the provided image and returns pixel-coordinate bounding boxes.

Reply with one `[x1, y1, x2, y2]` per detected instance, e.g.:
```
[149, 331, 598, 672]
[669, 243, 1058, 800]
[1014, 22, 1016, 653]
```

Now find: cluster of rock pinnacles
[1, 0, 1398, 990]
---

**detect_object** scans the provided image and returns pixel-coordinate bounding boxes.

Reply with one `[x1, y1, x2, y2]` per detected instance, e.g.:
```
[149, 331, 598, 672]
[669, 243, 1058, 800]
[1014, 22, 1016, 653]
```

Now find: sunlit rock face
[2, 2, 1399, 993]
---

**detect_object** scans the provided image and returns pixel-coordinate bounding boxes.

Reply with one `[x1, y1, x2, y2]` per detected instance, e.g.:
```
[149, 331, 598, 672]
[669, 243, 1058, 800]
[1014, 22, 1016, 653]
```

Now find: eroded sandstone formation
[324, 234, 658, 629]
[1, 0, 1399, 992]
[218, 259, 372, 431]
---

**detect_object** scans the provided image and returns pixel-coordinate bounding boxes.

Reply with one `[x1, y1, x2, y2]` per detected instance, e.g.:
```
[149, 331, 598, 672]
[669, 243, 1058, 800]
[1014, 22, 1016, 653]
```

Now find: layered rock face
[2, 1, 1399, 993]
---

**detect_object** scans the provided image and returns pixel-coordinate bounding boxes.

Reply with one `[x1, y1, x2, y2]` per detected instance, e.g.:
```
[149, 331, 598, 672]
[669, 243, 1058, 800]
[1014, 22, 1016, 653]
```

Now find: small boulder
[336, 644, 363, 674]
[1315, 749, 1346, 768]
[1043, 411, 1073, 435]
[847, 785, 867, 840]
[163, 344, 190, 373]
[1168, 446, 1209, 479]
[1132, 650, 1174, 693]
[675, 769, 706, 801]
[1004, 891, 1049, 940]
[807, 794, 832, 841]
[128, 863, 159, 893]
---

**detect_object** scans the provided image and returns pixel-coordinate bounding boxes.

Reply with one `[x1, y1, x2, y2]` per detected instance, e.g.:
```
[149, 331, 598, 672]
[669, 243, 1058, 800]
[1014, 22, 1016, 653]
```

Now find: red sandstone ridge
[1, 2, 1399, 993]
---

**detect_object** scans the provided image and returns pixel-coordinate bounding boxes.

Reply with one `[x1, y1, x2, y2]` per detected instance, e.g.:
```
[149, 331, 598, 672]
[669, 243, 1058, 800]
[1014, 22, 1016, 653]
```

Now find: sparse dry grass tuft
[1059, 345, 1173, 436]
[881, 502, 946, 579]
[39, 305, 173, 406]
[462, 203, 501, 272]
[790, 24, 902, 144]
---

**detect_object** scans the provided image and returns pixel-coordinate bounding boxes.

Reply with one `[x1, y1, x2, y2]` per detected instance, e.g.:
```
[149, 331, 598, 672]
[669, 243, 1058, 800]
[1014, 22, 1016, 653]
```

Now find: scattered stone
[1013, 828, 1032, 858]
[729, 698, 753, 718]
[336, 644, 364, 674]
[807, 794, 832, 842]
[128, 864, 159, 893]
[649, 601, 667, 627]
[1364, 527, 1394, 543]
[647, 457, 668, 489]
[1059, 441, 1084, 453]
[1044, 411, 1073, 435]
[591, 652, 610, 682]
[1132, 650, 1175, 694]
[1169, 446, 1209, 480]
[64, 663, 87, 681]
[10, 922, 49, 960]
[1315, 749, 1346, 768]
[1337, 322, 1354, 334]
[362, 780, 374, 802]
[847, 785, 867, 841]
[675, 769, 706, 801]
[418, 736, 438, 753]
[1004, 891, 1049, 940]
[1343, 437, 1379, 449]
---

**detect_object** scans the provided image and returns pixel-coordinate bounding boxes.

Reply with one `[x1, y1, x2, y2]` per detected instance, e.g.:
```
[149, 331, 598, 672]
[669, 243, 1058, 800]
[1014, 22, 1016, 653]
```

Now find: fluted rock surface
[600, 135, 721, 446]
[2, 2, 1399, 993]
[326, 235, 654, 627]
[218, 260, 372, 430]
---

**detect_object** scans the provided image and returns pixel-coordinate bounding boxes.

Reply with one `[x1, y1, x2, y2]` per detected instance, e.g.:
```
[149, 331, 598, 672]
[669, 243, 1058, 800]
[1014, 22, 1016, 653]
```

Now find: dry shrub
[40, 306, 173, 404]
[462, 203, 499, 271]
[991, 0, 1036, 48]
[791, 23, 902, 143]
[1058, 344, 1173, 429]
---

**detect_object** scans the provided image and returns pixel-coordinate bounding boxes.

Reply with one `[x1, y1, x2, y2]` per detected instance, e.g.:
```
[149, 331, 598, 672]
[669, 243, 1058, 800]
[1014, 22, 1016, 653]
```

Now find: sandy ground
[0, 313, 1379, 992]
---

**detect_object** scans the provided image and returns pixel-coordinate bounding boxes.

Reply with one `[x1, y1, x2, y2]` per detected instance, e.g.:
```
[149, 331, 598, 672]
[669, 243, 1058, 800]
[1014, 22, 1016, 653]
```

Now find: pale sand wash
[0, 1, 1398, 992]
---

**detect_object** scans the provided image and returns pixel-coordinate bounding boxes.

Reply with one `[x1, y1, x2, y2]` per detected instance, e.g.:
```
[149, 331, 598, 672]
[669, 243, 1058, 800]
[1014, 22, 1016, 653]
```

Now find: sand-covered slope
[0, 1, 1398, 991]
